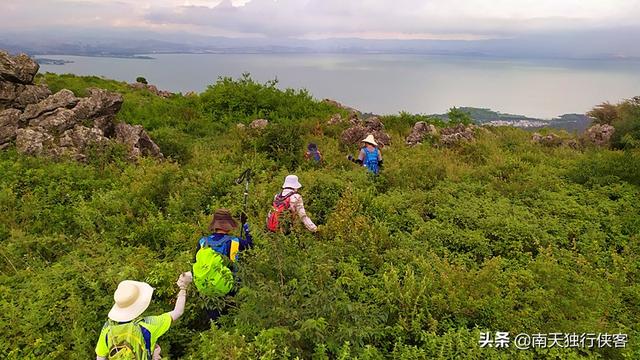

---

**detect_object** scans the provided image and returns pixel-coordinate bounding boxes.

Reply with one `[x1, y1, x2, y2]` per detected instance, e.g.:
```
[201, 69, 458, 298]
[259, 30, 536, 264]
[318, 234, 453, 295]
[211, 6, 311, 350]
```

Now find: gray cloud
[2, 0, 640, 39]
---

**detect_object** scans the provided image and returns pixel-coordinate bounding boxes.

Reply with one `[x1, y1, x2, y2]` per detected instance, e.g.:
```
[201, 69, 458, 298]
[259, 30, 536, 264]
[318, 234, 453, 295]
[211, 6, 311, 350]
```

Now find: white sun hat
[108, 280, 154, 322]
[282, 175, 302, 189]
[362, 134, 378, 146]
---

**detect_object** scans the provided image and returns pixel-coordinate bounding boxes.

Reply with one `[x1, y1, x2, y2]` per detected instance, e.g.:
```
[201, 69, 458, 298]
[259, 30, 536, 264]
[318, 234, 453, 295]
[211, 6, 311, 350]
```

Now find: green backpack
[106, 320, 150, 360]
[193, 236, 235, 297]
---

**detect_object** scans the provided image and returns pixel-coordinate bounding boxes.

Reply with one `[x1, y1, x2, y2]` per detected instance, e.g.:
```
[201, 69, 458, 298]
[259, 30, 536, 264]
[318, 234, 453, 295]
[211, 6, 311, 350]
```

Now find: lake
[38, 53, 640, 118]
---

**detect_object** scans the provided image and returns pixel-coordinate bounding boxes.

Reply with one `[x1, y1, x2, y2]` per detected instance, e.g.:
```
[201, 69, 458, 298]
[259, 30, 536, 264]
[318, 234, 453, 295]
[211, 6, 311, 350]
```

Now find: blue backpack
[309, 149, 321, 162]
[363, 147, 379, 174]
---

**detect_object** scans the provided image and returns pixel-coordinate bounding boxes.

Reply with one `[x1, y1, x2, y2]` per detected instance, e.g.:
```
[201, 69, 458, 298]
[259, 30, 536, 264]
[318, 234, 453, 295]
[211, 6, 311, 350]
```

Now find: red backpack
[266, 191, 295, 232]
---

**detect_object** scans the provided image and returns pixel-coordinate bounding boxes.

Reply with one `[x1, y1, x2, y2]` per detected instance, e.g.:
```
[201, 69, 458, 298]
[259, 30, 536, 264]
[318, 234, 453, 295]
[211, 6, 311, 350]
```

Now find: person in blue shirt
[348, 134, 383, 175]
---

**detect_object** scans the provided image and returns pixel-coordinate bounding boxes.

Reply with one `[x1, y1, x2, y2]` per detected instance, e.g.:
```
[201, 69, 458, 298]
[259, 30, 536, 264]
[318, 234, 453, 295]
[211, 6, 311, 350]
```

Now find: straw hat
[282, 175, 302, 189]
[209, 208, 238, 232]
[362, 134, 378, 146]
[108, 280, 154, 322]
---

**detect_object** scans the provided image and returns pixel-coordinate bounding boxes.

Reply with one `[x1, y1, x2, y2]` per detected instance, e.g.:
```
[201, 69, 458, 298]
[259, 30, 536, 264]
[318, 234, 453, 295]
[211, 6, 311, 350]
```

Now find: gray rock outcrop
[341, 116, 391, 147]
[0, 50, 163, 161]
[406, 121, 438, 145]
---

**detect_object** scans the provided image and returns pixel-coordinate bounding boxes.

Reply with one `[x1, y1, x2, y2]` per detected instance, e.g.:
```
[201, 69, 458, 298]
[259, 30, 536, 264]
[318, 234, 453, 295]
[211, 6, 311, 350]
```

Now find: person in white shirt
[268, 175, 317, 233]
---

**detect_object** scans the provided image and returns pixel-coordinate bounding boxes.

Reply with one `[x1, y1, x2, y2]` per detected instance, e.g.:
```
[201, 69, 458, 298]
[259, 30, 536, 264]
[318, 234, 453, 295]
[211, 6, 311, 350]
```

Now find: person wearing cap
[95, 272, 192, 360]
[193, 208, 253, 321]
[194, 208, 253, 267]
[274, 175, 317, 232]
[348, 134, 383, 175]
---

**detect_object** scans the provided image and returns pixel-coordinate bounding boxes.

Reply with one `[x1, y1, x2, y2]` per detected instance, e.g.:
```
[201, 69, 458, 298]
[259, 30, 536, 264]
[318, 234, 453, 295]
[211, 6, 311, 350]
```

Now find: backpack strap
[275, 191, 296, 204]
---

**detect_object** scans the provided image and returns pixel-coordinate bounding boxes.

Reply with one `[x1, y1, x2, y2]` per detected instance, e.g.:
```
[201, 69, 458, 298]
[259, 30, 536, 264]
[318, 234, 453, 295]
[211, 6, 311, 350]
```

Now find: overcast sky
[1, 0, 639, 40]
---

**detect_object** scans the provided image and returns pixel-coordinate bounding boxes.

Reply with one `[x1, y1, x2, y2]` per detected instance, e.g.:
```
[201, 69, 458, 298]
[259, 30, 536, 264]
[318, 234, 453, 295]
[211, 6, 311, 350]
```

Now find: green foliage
[253, 120, 305, 170]
[587, 97, 640, 149]
[1, 73, 639, 359]
[446, 107, 473, 125]
[136, 76, 148, 85]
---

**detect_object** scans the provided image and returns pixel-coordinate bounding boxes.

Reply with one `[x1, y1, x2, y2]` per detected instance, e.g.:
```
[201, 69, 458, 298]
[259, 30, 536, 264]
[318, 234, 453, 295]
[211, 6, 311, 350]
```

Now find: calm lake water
[38, 54, 640, 118]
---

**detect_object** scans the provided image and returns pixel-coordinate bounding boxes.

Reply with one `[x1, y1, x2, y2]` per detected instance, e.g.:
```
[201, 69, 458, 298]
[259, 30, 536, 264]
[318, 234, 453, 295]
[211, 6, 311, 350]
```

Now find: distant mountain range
[431, 107, 592, 132]
[2, 27, 640, 60]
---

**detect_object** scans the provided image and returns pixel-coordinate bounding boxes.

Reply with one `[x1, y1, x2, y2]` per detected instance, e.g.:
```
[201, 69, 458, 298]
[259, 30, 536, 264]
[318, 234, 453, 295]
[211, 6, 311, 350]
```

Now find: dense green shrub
[1, 73, 639, 359]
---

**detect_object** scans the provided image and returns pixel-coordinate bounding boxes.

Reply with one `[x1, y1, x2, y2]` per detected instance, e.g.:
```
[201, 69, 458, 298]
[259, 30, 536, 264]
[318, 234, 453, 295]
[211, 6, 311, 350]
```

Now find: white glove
[176, 271, 193, 290]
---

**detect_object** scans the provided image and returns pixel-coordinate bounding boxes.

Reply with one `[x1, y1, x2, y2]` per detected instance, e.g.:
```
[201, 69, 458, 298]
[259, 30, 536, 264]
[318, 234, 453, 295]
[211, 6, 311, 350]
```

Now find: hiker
[266, 175, 317, 233]
[95, 272, 192, 360]
[304, 143, 323, 163]
[193, 208, 252, 321]
[348, 134, 383, 175]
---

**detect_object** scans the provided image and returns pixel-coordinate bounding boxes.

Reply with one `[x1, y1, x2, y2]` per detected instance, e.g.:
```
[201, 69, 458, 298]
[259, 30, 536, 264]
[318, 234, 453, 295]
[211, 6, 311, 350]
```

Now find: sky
[1, 0, 640, 40]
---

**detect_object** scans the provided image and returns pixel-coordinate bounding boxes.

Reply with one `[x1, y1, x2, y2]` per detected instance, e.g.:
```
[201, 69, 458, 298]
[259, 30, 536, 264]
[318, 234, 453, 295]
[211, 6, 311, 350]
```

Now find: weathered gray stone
[21, 89, 79, 121]
[16, 127, 53, 156]
[0, 108, 22, 144]
[249, 119, 269, 130]
[584, 124, 615, 146]
[406, 121, 438, 145]
[0, 51, 40, 84]
[30, 108, 77, 134]
[114, 123, 163, 159]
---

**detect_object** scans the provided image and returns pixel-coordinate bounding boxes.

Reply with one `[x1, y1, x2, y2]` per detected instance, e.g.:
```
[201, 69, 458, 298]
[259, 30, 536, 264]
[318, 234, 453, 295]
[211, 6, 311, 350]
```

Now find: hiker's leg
[153, 345, 161, 360]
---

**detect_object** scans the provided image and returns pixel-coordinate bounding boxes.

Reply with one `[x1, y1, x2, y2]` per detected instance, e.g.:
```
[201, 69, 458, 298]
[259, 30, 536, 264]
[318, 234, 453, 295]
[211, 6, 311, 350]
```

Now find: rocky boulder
[250, 118, 269, 130]
[341, 116, 391, 147]
[0, 108, 22, 147]
[16, 127, 53, 156]
[0, 51, 39, 84]
[1, 81, 51, 110]
[406, 121, 438, 145]
[327, 113, 343, 125]
[21, 89, 79, 121]
[531, 132, 563, 147]
[0, 50, 162, 162]
[584, 124, 615, 146]
[129, 82, 173, 98]
[439, 124, 476, 146]
[115, 123, 163, 159]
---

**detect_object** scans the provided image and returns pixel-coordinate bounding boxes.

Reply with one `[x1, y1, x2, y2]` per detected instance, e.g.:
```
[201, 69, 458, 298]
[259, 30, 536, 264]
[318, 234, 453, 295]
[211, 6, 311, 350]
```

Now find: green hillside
[1, 73, 640, 359]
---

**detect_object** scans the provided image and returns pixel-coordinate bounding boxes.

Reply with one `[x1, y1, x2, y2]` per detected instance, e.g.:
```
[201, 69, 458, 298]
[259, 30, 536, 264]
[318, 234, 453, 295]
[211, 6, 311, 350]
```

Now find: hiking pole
[235, 168, 252, 238]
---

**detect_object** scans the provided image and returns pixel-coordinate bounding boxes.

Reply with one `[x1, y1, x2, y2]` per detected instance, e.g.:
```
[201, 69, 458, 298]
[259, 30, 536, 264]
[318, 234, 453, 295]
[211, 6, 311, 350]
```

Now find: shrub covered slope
[1, 73, 639, 359]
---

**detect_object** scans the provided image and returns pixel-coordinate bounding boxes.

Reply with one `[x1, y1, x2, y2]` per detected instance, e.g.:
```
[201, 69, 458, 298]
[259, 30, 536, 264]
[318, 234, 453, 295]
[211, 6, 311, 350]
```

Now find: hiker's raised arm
[292, 195, 317, 232]
[170, 272, 192, 321]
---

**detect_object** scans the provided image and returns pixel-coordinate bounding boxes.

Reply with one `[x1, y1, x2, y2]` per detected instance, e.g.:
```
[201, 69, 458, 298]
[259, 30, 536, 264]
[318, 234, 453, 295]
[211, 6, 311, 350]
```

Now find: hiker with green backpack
[192, 208, 253, 321]
[95, 272, 192, 360]
[266, 175, 317, 233]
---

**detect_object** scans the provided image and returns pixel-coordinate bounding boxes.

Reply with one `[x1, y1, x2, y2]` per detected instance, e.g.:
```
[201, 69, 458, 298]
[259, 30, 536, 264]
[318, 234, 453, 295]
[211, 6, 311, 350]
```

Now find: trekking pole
[235, 168, 252, 238]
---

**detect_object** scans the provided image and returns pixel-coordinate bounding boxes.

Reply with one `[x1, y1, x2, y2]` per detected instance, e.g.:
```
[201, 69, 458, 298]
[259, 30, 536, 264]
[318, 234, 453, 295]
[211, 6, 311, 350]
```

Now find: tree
[447, 107, 472, 125]
[136, 76, 148, 85]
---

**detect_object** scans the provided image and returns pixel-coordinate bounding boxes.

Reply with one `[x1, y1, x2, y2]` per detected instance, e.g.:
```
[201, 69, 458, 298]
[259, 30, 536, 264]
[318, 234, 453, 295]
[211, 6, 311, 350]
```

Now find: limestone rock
[440, 124, 476, 146]
[129, 82, 173, 98]
[73, 88, 123, 120]
[0, 108, 21, 144]
[531, 132, 563, 147]
[114, 123, 163, 159]
[584, 124, 615, 146]
[341, 116, 391, 147]
[21, 89, 79, 121]
[16, 127, 53, 156]
[30, 108, 77, 134]
[249, 119, 269, 130]
[0, 81, 51, 110]
[0, 51, 39, 84]
[406, 121, 438, 145]
[327, 113, 343, 125]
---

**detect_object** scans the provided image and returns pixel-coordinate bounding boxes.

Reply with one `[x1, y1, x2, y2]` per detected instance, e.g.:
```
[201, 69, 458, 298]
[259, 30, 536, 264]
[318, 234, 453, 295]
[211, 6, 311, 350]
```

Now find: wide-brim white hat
[108, 280, 154, 322]
[362, 134, 378, 146]
[282, 175, 302, 189]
